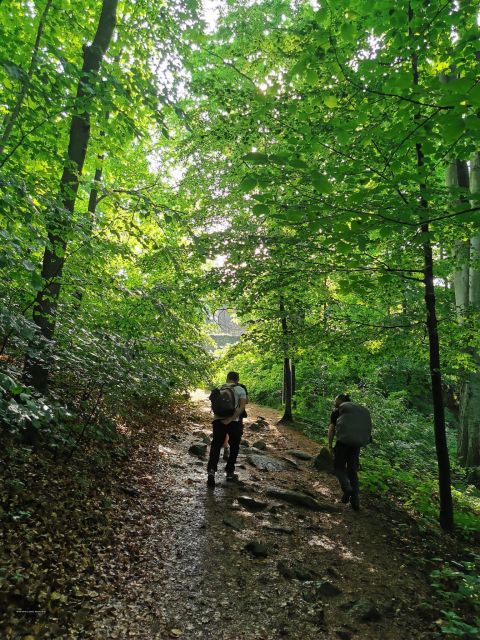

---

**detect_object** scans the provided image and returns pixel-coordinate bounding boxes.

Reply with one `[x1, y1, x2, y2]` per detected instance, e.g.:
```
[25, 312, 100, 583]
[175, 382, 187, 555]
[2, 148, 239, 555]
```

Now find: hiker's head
[335, 393, 351, 407]
[226, 371, 240, 384]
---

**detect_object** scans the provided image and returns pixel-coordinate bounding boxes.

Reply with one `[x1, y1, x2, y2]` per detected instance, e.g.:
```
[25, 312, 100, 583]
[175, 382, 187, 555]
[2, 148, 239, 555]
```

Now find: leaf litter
[0, 395, 463, 639]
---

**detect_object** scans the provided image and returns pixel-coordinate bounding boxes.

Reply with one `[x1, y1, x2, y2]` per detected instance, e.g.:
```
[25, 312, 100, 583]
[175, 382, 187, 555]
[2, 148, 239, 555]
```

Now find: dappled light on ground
[81, 398, 440, 640]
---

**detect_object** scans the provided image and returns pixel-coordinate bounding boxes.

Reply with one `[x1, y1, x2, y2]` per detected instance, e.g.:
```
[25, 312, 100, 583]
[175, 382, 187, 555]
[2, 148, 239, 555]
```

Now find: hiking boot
[226, 471, 238, 481]
[349, 492, 360, 511]
[341, 490, 352, 504]
[223, 446, 230, 461]
[207, 471, 216, 488]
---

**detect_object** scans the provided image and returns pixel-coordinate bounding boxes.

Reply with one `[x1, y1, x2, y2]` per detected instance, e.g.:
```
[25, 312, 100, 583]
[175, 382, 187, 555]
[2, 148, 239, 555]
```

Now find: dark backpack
[209, 385, 236, 417]
[335, 402, 372, 447]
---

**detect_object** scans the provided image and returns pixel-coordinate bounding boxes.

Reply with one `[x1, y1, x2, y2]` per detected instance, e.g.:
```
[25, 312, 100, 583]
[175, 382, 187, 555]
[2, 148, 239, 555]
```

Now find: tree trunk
[469, 153, 480, 308]
[457, 152, 480, 467]
[280, 357, 293, 423]
[410, 4, 454, 530]
[23, 0, 118, 392]
[278, 299, 293, 423]
[446, 160, 470, 316]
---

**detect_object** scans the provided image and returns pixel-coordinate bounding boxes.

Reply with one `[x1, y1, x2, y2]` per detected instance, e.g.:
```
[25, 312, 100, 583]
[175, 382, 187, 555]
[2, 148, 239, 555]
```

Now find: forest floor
[65, 391, 451, 640]
[4, 393, 468, 640]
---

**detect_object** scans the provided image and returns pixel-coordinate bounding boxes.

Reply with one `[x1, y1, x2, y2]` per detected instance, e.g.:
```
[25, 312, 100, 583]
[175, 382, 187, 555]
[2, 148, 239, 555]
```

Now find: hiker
[328, 394, 372, 511]
[222, 381, 248, 461]
[207, 372, 247, 488]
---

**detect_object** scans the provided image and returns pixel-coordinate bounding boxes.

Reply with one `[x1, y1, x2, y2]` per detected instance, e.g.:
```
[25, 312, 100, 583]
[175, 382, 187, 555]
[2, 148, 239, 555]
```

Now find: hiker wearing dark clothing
[207, 372, 247, 488]
[328, 394, 372, 511]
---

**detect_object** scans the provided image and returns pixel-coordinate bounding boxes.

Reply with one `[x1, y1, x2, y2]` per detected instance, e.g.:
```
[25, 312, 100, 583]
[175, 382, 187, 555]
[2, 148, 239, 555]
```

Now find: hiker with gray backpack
[328, 394, 372, 511]
[207, 372, 247, 488]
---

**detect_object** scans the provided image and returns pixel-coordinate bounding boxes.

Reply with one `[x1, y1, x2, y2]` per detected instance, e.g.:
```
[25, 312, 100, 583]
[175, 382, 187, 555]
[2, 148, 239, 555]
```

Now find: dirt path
[85, 394, 439, 640]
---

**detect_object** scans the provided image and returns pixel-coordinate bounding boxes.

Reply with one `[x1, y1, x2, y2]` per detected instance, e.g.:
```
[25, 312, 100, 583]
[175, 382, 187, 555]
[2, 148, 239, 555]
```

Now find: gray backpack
[335, 402, 372, 447]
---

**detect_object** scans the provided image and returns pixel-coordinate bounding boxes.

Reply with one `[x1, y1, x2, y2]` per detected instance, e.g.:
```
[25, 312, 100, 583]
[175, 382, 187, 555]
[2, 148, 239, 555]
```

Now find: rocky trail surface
[82, 393, 444, 640]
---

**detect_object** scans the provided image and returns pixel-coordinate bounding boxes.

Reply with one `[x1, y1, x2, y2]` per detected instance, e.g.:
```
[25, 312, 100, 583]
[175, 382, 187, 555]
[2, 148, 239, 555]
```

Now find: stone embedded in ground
[252, 440, 267, 451]
[193, 430, 209, 440]
[249, 423, 261, 432]
[223, 513, 245, 531]
[241, 447, 267, 456]
[277, 560, 317, 581]
[315, 581, 342, 597]
[310, 608, 326, 627]
[244, 541, 269, 558]
[280, 457, 300, 469]
[188, 443, 207, 457]
[287, 450, 313, 461]
[266, 487, 337, 512]
[313, 447, 334, 473]
[240, 439, 250, 447]
[238, 495, 269, 511]
[118, 485, 140, 497]
[264, 524, 293, 534]
[246, 455, 288, 472]
[349, 599, 382, 622]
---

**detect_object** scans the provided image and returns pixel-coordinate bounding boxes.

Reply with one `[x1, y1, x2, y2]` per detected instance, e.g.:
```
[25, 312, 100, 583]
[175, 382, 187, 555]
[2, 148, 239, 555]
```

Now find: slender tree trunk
[457, 152, 480, 466]
[0, 0, 54, 155]
[470, 153, 480, 306]
[281, 357, 293, 423]
[278, 299, 293, 423]
[410, 3, 454, 530]
[446, 160, 471, 315]
[23, 0, 118, 392]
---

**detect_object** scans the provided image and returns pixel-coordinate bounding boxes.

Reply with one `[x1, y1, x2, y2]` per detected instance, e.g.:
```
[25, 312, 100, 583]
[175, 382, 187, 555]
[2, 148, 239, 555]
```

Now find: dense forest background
[1, 0, 480, 636]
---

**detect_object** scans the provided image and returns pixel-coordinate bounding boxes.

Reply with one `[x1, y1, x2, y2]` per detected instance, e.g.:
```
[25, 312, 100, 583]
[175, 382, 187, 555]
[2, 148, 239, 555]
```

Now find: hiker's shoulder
[231, 384, 246, 398]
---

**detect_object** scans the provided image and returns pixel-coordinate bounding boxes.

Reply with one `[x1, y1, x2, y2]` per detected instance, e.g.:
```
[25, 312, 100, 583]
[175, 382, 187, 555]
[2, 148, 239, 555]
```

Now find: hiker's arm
[222, 398, 246, 424]
[328, 423, 335, 450]
[236, 397, 247, 418]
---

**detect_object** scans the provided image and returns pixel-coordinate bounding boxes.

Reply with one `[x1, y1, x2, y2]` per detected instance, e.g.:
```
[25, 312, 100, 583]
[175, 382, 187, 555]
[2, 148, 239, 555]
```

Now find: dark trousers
[333, 442, 360, 495]
[208, 419, 243, 473]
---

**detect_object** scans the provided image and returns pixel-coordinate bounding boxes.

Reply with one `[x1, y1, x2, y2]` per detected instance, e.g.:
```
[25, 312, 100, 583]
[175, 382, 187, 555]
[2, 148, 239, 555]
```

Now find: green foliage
[431, 556, 480, 639]
[0, 0, 211, 452]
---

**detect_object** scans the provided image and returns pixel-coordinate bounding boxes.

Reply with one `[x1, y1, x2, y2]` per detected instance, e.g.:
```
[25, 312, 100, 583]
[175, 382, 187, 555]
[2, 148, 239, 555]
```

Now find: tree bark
[23, 0, 118, 392]
[410, 3, 454, 530]
[457, 152, 480, 467]
[280, 357, 293, 423]
[446, 160, 470, 316]
[0, 0, 54, 156]
[278, 299, 293, 423]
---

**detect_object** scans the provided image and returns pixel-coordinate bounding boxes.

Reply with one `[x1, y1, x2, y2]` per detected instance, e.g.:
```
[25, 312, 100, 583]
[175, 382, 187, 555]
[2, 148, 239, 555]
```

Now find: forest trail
[84, 394, 439, 640]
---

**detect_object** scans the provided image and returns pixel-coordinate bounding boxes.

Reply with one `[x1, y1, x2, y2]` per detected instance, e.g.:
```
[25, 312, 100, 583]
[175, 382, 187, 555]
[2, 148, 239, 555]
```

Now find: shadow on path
[88, 392, 437, 640]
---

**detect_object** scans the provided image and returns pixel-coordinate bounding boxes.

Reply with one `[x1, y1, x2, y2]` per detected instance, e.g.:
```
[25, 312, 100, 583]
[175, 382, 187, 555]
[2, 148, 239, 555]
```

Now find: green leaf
[270, 153, 290, 165]
[289, 158, 308, 169]
[324, 95, 338, 108]
[252, 203, 269, 215]
[22, 259, 36, 271]
[284, 207, 305, 221]
[243, 152, 269, 164]
[341, 23, 355, 42]
[31, 272, 43, 291]
[311, 172, 333, 194]
[239, 175, 258, 192]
